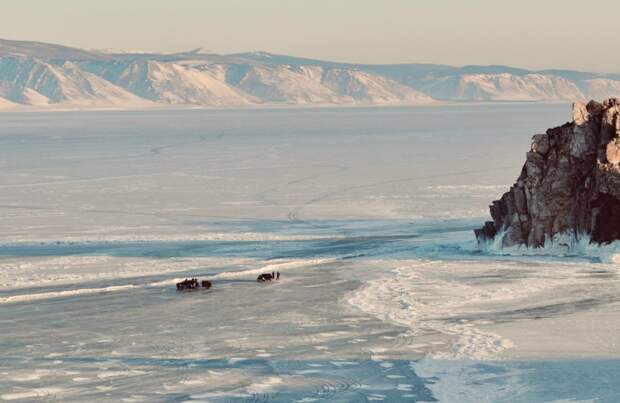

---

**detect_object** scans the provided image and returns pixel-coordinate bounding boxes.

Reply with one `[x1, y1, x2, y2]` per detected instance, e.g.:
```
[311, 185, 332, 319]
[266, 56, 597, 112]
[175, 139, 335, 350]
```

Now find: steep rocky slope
[476, 99, 620, 247]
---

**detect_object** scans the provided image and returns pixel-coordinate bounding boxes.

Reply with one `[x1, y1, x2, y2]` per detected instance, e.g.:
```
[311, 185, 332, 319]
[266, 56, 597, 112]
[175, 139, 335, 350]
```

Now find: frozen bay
[1, 105, 619, 402]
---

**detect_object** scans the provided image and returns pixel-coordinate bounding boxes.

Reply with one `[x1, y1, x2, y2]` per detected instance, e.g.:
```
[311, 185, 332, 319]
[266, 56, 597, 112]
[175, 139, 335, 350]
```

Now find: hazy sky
[2, 0, 619, 72]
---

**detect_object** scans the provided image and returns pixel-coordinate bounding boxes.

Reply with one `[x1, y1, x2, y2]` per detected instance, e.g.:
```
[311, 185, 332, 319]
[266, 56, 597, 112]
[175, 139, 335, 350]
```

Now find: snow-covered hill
[580, 79, 620, 102]
[0, 38, 107, 61]
[0, 56, 151, 107]
[79, 60, 254, 106]
[0, 96, 17, 109]
[321, 68, 433, 104]
[418, 73, 584, 101]
[213, 64, 432, 104]
[1, 38, 619, 110]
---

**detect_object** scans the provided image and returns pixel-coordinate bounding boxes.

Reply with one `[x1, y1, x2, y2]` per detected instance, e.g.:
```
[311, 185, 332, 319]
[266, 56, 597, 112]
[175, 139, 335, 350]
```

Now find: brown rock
[476, 99, 620, 247]
[572, 101, 589, 126]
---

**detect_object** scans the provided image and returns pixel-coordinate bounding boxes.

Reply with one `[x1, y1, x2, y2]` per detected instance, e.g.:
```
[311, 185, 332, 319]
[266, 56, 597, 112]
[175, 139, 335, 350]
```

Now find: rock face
[475, 99, 620, 247]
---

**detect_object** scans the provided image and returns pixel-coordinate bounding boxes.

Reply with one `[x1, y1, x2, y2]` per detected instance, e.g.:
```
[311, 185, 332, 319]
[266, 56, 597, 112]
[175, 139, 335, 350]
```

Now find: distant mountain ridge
[1, 38, 619, 110]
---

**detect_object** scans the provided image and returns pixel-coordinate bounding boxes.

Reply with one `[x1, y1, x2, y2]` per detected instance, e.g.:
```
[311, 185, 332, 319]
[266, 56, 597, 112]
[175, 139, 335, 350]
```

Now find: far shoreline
[0, 99, 575, 115]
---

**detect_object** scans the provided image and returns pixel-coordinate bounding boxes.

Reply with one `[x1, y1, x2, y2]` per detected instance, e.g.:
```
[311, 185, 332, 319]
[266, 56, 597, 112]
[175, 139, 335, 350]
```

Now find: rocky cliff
[476, 98, 620, 247]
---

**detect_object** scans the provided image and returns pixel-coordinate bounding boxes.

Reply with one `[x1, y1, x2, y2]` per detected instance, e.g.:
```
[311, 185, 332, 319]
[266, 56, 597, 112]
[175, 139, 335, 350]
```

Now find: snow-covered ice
[1, 104, 619, 402]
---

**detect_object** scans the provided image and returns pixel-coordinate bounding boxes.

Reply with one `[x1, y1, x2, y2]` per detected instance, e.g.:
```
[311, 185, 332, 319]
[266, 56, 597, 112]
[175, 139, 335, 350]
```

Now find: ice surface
[1, 105, 619, 402]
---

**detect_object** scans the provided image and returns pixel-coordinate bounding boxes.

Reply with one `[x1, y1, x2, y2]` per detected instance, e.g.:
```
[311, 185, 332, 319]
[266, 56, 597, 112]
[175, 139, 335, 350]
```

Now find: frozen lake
[1, 105, 619, 402]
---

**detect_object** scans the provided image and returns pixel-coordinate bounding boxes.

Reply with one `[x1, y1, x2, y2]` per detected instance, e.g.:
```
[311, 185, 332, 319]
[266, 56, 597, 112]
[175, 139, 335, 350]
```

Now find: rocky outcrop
[476, 98, 620, 247]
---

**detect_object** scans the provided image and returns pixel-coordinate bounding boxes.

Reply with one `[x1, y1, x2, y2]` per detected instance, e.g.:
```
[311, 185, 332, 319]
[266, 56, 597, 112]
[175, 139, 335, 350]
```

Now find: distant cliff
[476, 99, 620, 247]
[2, 38, 620, 110]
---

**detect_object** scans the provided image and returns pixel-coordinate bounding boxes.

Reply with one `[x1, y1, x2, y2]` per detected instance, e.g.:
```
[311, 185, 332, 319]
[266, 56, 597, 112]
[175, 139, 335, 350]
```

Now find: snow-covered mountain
[579, 79, 620, 102]
[0, 56, 150, 107]
[207, 64, 432, 104]
[416, 73, 584, 101]
[79, 60, 254, 106]
[0, 96, 17, 109]
[1, 38, 619, 110]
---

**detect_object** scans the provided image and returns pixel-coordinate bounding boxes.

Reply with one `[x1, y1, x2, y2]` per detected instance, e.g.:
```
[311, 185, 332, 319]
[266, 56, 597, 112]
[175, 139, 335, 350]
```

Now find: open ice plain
[1, 105, 619, 402]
